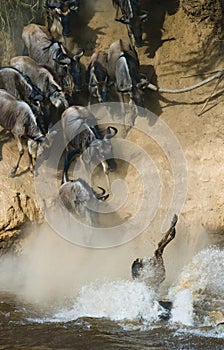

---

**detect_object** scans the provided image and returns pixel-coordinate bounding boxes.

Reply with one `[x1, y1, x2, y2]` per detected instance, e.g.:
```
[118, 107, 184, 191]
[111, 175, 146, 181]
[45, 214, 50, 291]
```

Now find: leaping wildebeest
[61, 105, 118, 186]
[107, 39, 146, 129]
[87, 51, 109, 104]
[0, 89, 46, 176]
[22, 24, 84, 101]
[131, 214, 178, 290]
[112, 0, 149, 47]
[10, 56, 69, 110]
[59, 178, 109, 227]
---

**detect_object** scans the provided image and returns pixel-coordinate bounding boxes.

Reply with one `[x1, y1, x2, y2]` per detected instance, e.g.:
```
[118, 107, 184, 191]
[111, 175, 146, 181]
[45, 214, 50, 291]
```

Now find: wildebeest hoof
[135, 41, 144, 48]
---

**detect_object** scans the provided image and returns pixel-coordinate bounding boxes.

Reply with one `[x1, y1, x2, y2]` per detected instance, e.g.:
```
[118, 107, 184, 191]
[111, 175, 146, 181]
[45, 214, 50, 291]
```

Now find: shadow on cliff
[141, 0, 180, 58]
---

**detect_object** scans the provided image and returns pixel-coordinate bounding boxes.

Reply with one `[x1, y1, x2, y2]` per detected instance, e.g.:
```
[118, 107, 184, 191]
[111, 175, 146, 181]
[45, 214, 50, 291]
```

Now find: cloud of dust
[0, 211, 211, 306]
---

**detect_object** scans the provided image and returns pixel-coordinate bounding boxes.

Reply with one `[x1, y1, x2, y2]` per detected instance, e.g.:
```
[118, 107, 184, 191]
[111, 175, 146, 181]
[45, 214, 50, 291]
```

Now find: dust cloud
[0, 214, 210, 306]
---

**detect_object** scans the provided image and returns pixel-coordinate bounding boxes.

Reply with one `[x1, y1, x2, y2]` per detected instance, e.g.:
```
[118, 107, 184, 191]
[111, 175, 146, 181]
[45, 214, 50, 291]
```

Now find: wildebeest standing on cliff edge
[61, 106, 117, 186]
[10, 56, 69, 110]
[0, 89, 46, 176]
[22, 24, 84, 101]
[108, 39, 146, 130]
[0, 66, 43, 105]
[87, 51, 109, 104]
[112, 0, 149, 47]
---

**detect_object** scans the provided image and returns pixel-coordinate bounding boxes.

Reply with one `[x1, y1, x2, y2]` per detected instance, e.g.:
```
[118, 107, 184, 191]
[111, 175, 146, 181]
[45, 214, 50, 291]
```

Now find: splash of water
[50, 280, 160, 323]
[169, 246, 224, 327]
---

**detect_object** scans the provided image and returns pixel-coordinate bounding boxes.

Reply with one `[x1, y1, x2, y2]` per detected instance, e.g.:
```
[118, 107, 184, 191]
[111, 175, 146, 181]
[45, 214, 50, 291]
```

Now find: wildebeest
[59, 178, 109, 226]
[112, 0, 149, 47]
[0, 66, 49, 134]
[46, 0, 80, 37]
[0, 89, 46, 176]
[61, 105, 117, 185]
[0, 66, 43, 106]
[10, 56, 69, 109]
[131, 214, 178, 290]
[22, 24, 84, 99]
[107, 39, 146, 128]
[87, 51, 109, 104]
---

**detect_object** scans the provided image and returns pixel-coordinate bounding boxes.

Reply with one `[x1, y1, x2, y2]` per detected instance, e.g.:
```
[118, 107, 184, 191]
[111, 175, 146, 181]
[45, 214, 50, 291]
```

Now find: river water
[0, 234, 224, 350]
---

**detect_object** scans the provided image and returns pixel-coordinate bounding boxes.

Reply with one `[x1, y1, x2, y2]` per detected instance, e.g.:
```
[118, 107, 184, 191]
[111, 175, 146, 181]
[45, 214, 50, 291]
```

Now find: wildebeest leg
[130, 17, 143, 48]
[126, 24, 135, 47]
[117, 92, 128, 137]
[62, 149, 80, 183]
[154, 214, 178, 259]
[101, 160, 111, 194]
[10, 135, 24, 177]
[28, 151, 36, 175]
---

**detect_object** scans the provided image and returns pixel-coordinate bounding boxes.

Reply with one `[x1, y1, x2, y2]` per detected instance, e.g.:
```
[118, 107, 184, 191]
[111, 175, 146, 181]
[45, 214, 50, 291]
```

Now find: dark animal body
[0, 66, 49, 134]
[87, 51, 109, 104]
[112, 0, 149, 47]
[0, 66, 42, 105]
[10, 56, 68, 110]
[46, 0, 80, 37]
[131, 215, 178, 290]
[107, 39, 145, 127]
[0, 89, 45, 176]
[61, 106, 117, 184]
[22, 24, 83, 99]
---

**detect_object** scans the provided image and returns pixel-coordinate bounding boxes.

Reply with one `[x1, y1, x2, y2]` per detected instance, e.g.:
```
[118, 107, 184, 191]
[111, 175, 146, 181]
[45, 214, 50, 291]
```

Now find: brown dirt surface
[0, 0, 224, 255]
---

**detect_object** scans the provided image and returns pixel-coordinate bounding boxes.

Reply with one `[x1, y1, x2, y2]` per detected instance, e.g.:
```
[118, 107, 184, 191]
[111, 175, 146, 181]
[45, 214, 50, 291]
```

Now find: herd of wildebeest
[0, 0, 151, 200]
[0, 0, 182, 288]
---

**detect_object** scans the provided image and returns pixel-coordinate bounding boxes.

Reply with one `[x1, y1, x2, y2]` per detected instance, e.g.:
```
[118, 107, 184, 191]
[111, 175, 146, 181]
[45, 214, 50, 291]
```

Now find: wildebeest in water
[131, 214, 178, 290]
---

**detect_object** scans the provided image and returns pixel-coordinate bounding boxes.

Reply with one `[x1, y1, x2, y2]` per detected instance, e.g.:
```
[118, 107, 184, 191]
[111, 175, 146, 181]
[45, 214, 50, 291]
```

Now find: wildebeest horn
[83, 122, 96, 138]
[95, 186, 109, 201]
[73, 48, 84, 60]
[32, 94, 44, 102]
[105, 126, 118, 139]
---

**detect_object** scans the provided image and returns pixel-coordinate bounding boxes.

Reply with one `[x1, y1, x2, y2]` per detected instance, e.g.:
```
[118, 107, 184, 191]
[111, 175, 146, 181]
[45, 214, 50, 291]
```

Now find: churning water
[1, 240, 224, 349]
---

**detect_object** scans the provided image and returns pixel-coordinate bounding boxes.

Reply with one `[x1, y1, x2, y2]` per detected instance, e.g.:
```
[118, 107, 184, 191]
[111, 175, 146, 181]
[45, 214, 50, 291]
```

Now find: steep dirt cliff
[0, 0, 224, 251]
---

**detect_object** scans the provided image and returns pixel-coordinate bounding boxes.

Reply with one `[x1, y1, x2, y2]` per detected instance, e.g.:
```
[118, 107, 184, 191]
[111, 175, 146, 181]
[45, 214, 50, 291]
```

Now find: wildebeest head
[59, 178, 109, 217]
[70, 49, 84, 93]
[82, 126, 118, 173]
[45, 41, 74, 98]
[88, 52, 109, 103]
[115, 52, 144, 107]
[45, 79, 69, 108]
[131, 258, 143, 280]
[89, 66, 108, 103]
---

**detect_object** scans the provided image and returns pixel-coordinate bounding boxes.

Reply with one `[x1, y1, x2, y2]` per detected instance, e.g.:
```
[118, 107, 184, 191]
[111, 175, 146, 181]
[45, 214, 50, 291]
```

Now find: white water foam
[170, 289, 193, 326]
[169, 246, 224, 327]
[34, 280, 161, 324]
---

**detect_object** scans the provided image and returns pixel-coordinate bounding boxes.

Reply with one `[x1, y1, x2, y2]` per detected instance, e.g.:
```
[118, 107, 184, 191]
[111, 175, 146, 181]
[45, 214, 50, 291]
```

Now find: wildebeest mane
[42, 38, 59, 51]
[0, 66, 42, 98]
